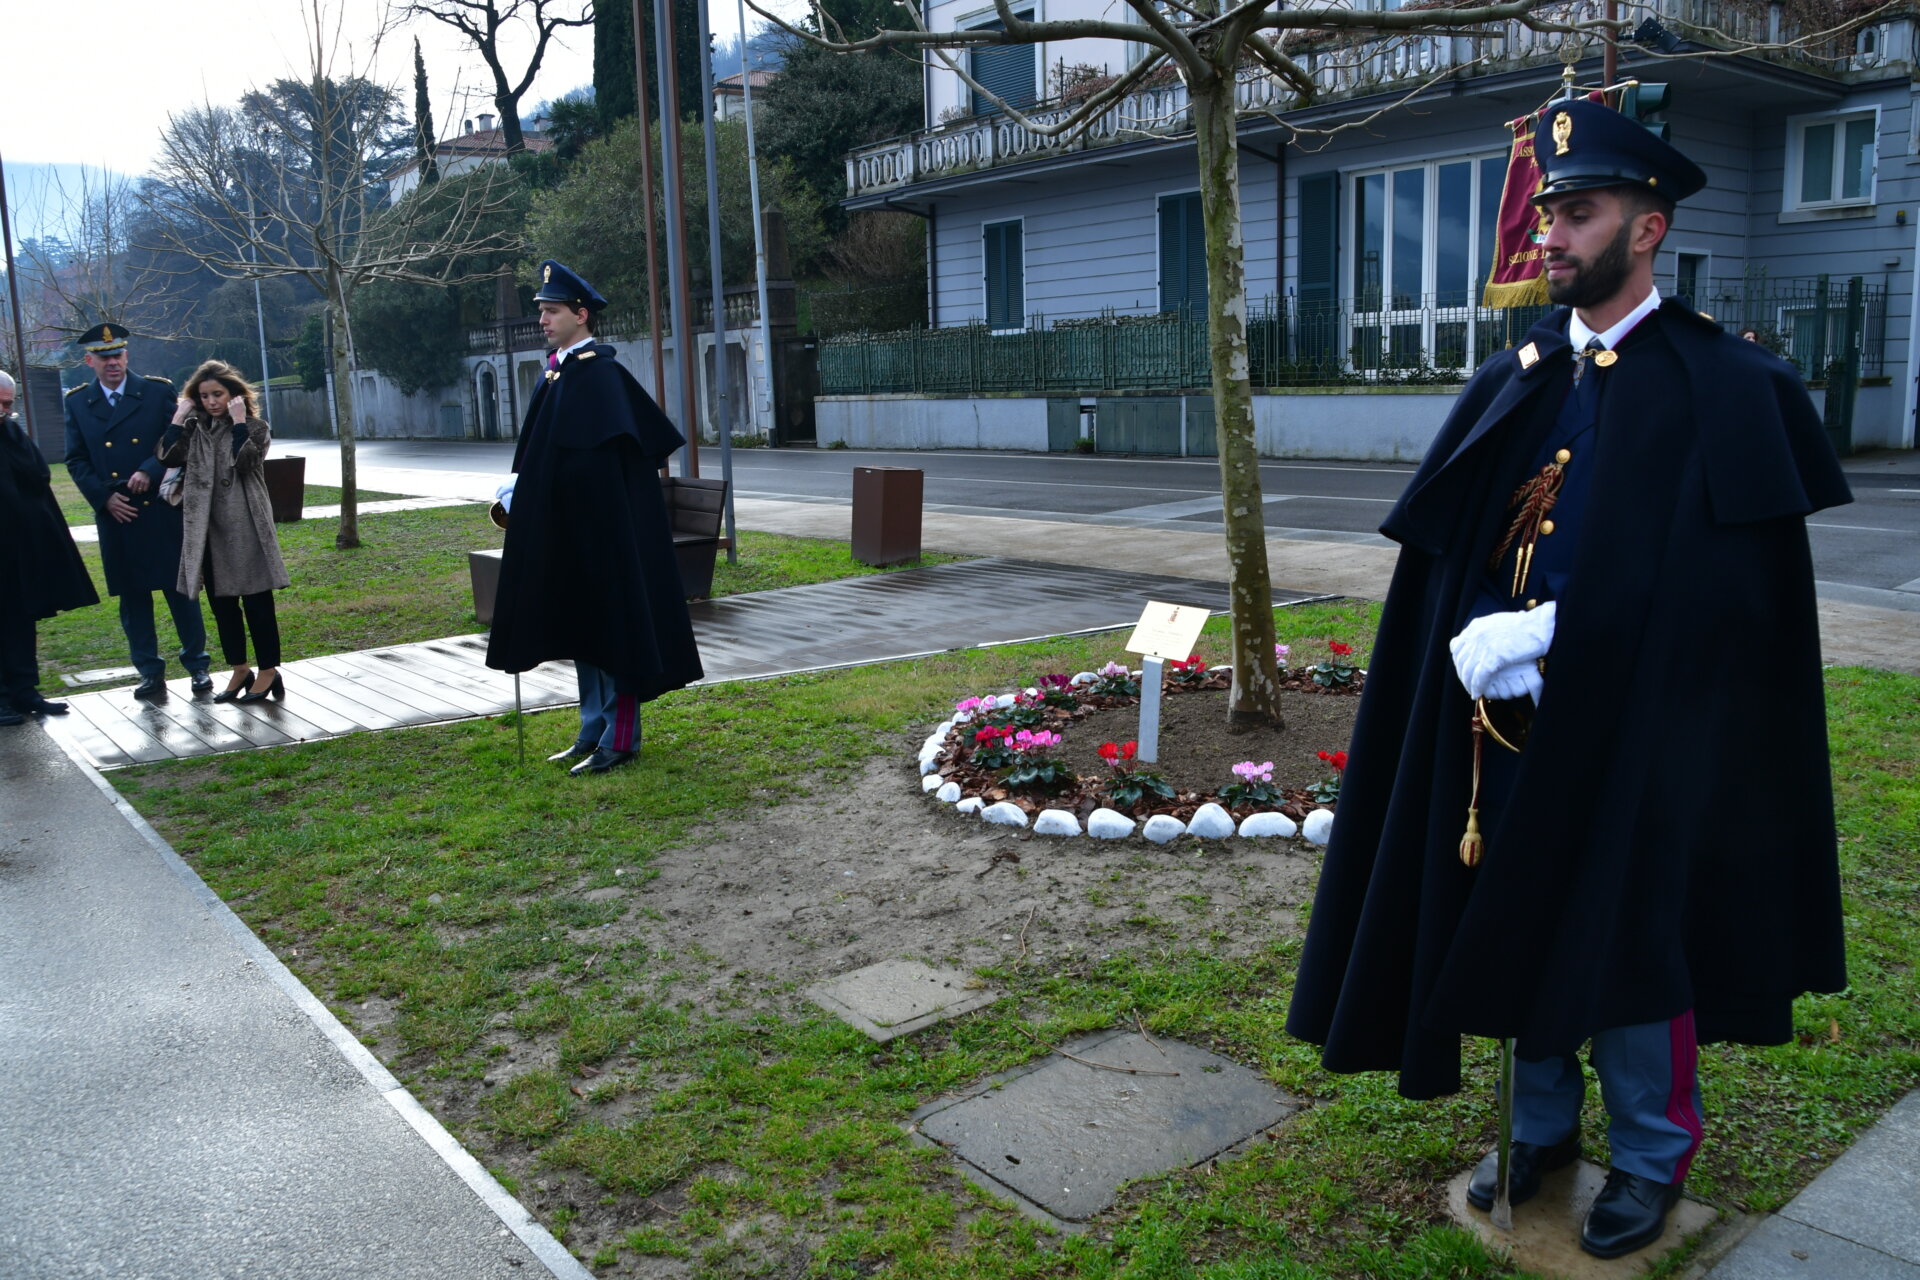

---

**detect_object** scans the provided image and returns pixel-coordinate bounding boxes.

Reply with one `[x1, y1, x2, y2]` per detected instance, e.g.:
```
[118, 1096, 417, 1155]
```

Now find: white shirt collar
[554, 335, 595, 362]
[97, 376, 127, 397]
[1570, 285, 1662, 352]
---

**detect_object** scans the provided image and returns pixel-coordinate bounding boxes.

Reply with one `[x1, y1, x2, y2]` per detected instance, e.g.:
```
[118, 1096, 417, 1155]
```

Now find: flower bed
[916, 645, 1364, 842]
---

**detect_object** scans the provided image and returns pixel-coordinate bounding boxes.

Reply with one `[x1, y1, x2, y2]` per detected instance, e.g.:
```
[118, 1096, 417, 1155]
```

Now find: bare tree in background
[395, 0, 595, 152]
[143, 1, 526, 549]
[750, 0, 1882, 727]
[12, 168, 193, 349]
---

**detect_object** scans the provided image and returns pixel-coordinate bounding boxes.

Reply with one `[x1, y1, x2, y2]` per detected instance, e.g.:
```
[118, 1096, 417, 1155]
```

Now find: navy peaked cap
[532, 259, 608, 311]
[1532, 98, 1706, 204]
[78, 322, 131, 353]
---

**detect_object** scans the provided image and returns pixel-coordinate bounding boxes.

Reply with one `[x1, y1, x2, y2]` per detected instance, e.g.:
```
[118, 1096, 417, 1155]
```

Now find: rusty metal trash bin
[263, 455, 306, 523]
[851, 466, 923, 567]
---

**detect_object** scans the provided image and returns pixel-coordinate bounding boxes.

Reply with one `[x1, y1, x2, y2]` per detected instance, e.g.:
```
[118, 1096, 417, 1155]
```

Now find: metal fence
[817, 277, 1886, 396]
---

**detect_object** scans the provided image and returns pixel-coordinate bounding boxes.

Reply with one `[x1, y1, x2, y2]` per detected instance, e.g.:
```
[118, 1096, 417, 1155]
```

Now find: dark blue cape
[486, 343, 703, 701]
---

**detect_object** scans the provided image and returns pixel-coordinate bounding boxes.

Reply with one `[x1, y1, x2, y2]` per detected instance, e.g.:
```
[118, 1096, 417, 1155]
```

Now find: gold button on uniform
[110, 471, 120, 479]
[1541, 519, 1556, 535]
[1526, 598, 1539, 610]
[1555, 448, 1572, 464]
[131, 437, 140, 444]
[105, 441, 113, 448]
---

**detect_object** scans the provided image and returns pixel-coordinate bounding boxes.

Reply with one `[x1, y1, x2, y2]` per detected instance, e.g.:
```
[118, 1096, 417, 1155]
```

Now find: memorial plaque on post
[1124, 601, 1210, 764]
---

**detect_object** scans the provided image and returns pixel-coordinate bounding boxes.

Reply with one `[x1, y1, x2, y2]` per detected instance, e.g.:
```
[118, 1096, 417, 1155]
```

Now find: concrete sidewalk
[0, 725, 588, 1280]
[731, 495, 1920, 675]
[1695, 1090, 1920, 1280]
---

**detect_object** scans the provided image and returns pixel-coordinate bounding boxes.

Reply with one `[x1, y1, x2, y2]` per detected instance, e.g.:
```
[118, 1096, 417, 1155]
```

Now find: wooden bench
[469, 475, 729, 625]
[662, 474, 729, 600]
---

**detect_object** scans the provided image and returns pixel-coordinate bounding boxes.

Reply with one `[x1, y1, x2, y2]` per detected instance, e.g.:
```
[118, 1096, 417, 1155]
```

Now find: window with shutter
[1158, 192, 1206, 319]
[983, 220, 1025, 329]
[1296, 172, 1339, 363]
[969, 14, 1036, 116]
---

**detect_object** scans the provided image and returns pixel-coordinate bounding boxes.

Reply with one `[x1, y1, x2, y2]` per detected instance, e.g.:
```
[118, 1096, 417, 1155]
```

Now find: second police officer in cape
[486, 262, 703, 775]
[1285, 99, 1852, 1259]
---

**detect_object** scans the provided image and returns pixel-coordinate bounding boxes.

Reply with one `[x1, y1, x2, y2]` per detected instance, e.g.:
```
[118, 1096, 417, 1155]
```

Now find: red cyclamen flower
[1122, 741, 1138, 760]
[1329, 641, 1354, 657]
[1098, 742, 1120, 761]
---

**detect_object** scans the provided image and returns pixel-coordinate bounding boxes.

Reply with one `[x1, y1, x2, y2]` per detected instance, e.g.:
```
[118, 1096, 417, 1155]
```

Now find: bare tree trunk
[496, 95, 524, 152]
[327, 270, 361, 550]
[1191, 66, 1283, 729]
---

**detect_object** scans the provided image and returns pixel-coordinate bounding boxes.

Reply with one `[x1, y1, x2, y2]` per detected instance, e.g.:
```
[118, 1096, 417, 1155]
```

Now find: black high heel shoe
[236, 671, 285, 704]
[212, 669, 255, 704]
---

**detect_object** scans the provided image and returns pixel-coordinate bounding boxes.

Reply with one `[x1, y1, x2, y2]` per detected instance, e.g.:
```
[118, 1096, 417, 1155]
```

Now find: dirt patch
[625, 752, 1325, 990]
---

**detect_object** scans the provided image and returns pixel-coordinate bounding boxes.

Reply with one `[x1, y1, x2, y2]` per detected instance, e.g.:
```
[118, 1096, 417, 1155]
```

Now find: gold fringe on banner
[1481, 274, 1551, 309]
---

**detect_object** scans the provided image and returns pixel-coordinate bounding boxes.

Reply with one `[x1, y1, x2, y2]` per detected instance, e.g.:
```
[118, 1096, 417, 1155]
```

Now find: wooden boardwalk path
[43, 558, 1328, 770]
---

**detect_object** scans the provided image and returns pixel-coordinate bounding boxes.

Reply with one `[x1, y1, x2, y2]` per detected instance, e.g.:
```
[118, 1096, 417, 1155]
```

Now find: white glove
[1480, 659, 1544, 704]
[495, 479, 515, 513]
[1450, 602, 1556, 699]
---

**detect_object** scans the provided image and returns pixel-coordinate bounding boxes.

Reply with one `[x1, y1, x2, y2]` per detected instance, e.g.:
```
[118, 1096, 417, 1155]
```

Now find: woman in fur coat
[159, 361, 291, 703]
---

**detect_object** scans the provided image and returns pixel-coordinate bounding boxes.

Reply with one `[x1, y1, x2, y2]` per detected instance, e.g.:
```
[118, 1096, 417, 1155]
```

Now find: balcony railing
[847, 0, 1911, 197]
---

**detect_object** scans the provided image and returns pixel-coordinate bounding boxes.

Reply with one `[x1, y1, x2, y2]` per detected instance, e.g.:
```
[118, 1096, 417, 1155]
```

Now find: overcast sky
[2, 0, 794, 238]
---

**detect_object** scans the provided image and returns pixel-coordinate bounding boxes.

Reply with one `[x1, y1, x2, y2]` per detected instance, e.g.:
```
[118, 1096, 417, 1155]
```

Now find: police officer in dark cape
[1285, 99, 1851, 1259]
[486, 261, 703, 775]
[1, 370, 99, 725]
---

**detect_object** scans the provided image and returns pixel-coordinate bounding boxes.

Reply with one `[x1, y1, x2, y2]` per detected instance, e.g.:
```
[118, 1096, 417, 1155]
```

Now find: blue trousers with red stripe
[1512, 1012, 1703, 1184]
[573, 660, 640, 754]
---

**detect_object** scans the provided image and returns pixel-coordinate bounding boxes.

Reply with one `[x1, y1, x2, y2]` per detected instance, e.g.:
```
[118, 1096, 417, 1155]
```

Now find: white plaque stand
[1123, 600, 1210, 768]
[1137, 657, 1166, 763]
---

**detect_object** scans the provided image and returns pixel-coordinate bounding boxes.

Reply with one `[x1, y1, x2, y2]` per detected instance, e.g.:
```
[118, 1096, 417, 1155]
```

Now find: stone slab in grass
[60, 665, 138, 688]
[1447, 1158, 1718, 1279]
[912, 1029, 1300, 1224]
[806, 959, 1001, 1043]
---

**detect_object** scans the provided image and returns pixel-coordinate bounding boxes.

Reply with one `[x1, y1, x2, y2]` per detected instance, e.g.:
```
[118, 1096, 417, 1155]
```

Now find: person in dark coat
[486, 261, 703, 776]
[0, 370, 100, 726]
[1284, 100, 1851, 1260]
[62, 324, 210, 702]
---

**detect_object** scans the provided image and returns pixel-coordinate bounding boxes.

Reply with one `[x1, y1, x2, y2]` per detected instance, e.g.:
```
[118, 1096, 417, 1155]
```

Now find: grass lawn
[109, 602, 1920, 1278]
[36, 505, 964, 689]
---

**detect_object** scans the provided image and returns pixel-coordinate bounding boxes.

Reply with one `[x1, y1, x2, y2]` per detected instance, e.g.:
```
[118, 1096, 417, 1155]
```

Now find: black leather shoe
[18, 695, 69, 717]
[569, 747, 638, 776]
[132, 676, 170, 702]
[189, 670, 215, 695]
[1581, 1169, 1684, 1259]
[0, 708, 24, 727]
[547, 743, 595, 764]
[1466, 1133, 1581, 1211]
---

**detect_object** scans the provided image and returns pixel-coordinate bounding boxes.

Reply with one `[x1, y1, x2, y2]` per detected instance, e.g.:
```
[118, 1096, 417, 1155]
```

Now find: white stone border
[916, 668, 1335, 845]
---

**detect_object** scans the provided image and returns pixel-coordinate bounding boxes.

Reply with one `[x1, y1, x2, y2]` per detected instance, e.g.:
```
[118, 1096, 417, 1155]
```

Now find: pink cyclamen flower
[1274, 643, 1290, 664]
[1232, 760, 1275, 783]
[1099, 661, 1128, 677]
[955, 697, 981, 714]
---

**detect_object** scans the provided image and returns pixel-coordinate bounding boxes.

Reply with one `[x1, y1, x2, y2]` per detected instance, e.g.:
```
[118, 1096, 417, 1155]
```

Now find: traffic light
[1620, 81, 1673, 142]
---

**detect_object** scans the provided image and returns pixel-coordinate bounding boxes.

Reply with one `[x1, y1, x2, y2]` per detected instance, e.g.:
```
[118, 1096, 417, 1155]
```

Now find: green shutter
[984, 221, 1024, 329]
[1297, 172, 1338, 304]
[1296, 172, 1339, 364]
[1159, 192, 1206, 319]
[970, 15, 1036, 115]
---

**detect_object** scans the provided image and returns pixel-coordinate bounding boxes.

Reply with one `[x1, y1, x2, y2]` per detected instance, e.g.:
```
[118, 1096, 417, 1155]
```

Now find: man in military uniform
[1286, 99, 1850, 1259]
[62, 324, 210, 701]
[1, 370, 98, 726]
[486, 262, 703, 775]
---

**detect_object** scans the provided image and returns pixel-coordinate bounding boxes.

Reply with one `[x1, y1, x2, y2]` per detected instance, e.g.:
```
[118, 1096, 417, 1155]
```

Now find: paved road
[298, 440, 1920, 608]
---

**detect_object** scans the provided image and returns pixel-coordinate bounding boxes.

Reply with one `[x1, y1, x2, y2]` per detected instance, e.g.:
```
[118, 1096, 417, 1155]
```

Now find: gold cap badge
[543, 264, 552, 282]
[1552, 111, 1572, 156]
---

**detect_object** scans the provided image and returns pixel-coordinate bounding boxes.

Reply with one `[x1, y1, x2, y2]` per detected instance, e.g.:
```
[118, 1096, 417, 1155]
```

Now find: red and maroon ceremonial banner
[1482, 112, 1550, 309]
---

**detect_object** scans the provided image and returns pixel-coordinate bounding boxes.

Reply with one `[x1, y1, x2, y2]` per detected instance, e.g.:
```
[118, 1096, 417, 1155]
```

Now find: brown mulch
[933, 671, 1363, 823]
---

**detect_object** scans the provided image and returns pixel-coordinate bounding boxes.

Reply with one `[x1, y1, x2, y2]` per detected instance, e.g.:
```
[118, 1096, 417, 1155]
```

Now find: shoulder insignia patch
[1517, 342, 1540, 370]
[65, 384, 86, 397]
[576, 350, 599, 360]
[145, 374, 175, 386]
